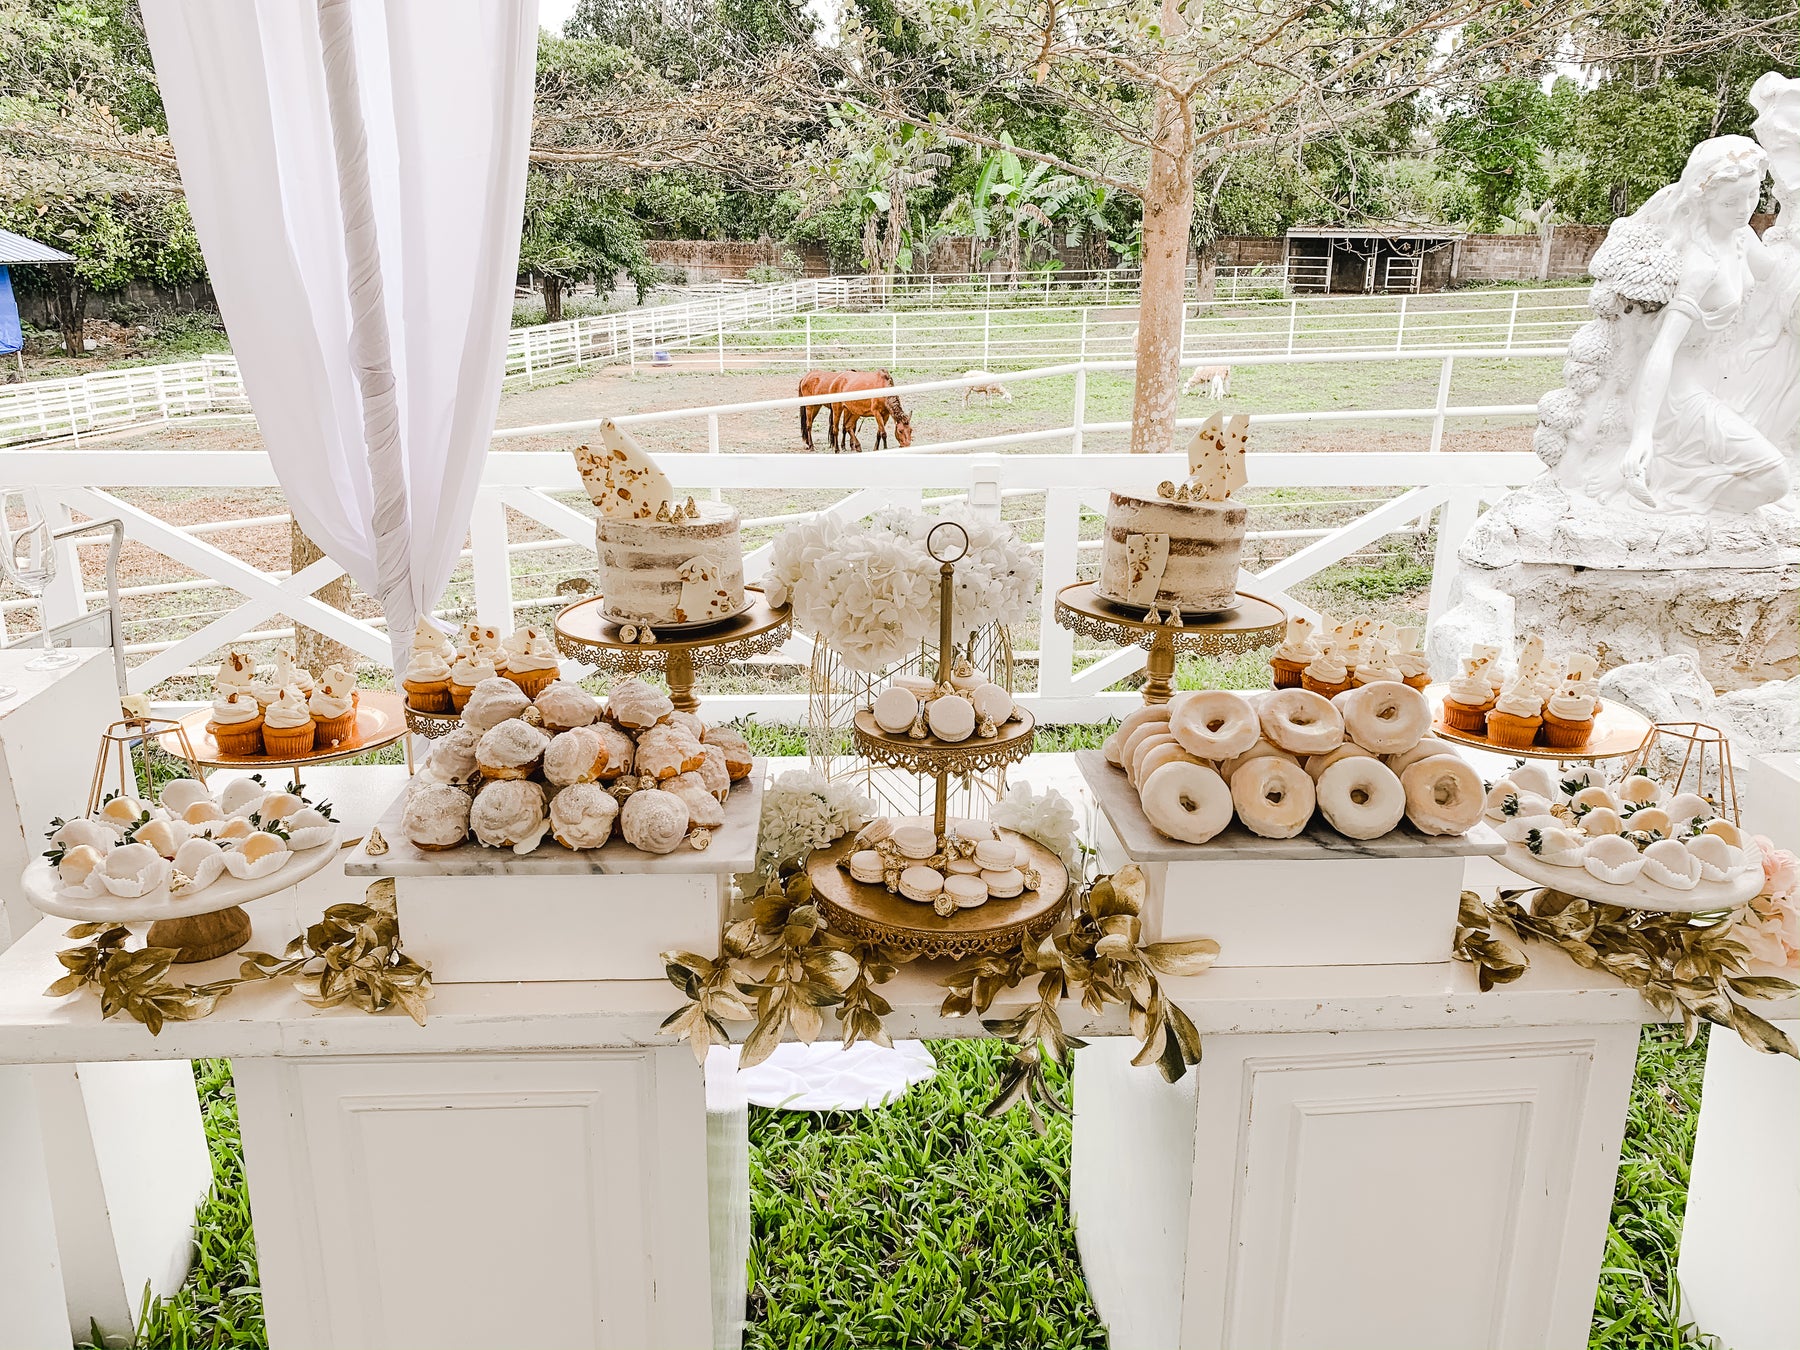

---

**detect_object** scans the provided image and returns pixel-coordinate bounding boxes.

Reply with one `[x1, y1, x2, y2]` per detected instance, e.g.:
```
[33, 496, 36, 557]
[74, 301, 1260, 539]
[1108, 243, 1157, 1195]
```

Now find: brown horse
[797, 369, 900, 452]
[839, 393, 912, 452]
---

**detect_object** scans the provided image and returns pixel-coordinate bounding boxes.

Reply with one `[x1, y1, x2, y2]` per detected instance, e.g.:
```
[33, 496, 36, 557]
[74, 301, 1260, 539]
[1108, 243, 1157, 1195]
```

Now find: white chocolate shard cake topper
[1121, 532, 1171, 605]
[1184, 411, 1249, 502]
[573, 420, 675, 521]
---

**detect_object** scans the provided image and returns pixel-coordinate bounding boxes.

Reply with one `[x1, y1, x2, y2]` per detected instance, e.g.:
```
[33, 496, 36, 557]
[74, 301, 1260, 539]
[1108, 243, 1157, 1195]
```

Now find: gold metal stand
[1052, 581, 1286, 705]
[90, 716, 208, 813]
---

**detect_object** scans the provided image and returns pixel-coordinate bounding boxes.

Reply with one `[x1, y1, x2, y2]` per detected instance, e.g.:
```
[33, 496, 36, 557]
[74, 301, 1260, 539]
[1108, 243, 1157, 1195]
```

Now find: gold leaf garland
[1454, 887, 1799, 1057]
[47, 880, 433, 1033]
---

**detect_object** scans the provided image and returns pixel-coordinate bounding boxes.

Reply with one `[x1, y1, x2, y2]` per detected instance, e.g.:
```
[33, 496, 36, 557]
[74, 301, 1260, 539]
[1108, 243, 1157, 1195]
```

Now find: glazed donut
[1384, 737, 1457, 776]
[1400, 755, 1484, 836]
[1136, 741, 1203, 786]
[1122, 718, 1177, 772]
[1117, 703, 1173, 744]
[1170, 691, 1261, 761]
[1230, 757, 1316, 839]
[1139, 761, 1234, 844]
[1305, 743, 1373, 781]
[1315, 757, 1406, 840]
[1102, 730, 1126, 767]
[1259, 689, 1345, 756]
[1221, 738, 1298, 780]
[1127, 732, 1181, 787]
[1334, 681, 1430, 755]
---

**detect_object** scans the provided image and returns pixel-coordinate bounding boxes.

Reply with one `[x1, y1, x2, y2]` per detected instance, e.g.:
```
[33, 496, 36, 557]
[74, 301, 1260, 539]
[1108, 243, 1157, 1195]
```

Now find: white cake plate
[1496, 839, 1764, 915]
[23, 838, 340, 962]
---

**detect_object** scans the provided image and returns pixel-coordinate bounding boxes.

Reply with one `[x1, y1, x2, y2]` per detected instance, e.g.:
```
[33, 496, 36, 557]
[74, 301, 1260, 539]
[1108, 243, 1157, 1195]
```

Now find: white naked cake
[1095, 412, 1249, 616]
[573, 420, 746, 628]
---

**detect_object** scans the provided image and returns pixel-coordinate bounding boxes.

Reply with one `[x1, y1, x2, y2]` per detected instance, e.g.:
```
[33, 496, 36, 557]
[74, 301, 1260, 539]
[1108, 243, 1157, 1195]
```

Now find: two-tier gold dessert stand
[1053, 581, 1287, 705]
[805, 523, 1068, 959]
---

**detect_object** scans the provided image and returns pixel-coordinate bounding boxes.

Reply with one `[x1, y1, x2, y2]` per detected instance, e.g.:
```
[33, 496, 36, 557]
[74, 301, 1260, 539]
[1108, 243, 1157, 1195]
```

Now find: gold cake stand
[159, 689, 411, 786]
[553, 585, 792, 713]
[1053, 581, 1286, 705]
[1425, 685, 1654, 763]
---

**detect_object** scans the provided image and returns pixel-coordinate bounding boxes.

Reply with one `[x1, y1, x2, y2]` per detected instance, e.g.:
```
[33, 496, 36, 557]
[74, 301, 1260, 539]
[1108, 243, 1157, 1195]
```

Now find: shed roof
[0, 229, 75, 265]
[1286, 225, 1464, 241]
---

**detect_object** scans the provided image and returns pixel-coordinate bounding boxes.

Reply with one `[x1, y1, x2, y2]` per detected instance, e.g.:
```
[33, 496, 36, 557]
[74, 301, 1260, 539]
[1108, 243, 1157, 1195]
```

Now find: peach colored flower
[1755, 836, 1799, 903]
[1739, 837, 1800, 973]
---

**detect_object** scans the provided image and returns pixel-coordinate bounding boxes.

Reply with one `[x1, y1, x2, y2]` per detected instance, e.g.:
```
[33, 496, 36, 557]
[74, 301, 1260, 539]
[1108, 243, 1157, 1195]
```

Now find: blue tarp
[0, 267, 21, 356]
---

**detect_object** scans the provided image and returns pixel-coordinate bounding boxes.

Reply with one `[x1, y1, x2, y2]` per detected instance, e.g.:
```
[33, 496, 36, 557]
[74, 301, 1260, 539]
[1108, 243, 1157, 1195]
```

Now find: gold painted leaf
[1142, 938, 1221, 977]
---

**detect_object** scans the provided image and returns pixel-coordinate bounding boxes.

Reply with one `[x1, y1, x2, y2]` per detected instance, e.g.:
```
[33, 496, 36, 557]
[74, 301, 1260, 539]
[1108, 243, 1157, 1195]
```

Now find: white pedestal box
[1080, 750, 1502, 967]
[346, 765, 764, 984]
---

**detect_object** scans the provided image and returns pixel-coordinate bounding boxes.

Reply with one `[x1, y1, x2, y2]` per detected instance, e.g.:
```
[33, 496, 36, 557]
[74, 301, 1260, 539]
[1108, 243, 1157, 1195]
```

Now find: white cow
[961, 370, 1013, 407]
[1184, 364, 1233, 399]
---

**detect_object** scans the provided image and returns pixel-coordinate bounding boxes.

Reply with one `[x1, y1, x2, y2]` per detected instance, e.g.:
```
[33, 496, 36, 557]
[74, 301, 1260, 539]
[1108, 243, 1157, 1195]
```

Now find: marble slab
[1076, 749, 1504, 863]
[346, 761, 764, 877]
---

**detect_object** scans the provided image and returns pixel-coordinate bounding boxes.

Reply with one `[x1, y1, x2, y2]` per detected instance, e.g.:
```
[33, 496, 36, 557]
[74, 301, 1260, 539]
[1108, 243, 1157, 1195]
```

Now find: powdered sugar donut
[549, 782, 618, 850]
[1139, 761, 1233, 844]
[470, 780, 549, 853]
[1334, 681, 1429, 755]
[1315, 757, 1405, 840]
[1229, 756, 1315, 839]
[620, 788, 690, 854]
[1170, 691, 1261, 761]
[543, 727, 605, 787]
[461, 677, 530, 733]
[1259, 688, 1345, 756]
[606, 678, 673, 730]
[1400, 755, 1483, 836]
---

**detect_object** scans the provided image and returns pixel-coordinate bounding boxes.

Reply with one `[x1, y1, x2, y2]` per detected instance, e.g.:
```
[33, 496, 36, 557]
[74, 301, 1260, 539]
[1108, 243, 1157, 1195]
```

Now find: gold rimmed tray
[1426, 685, 1653, 762]
[161, 689, 407, 769]
[850, 708, 1035, 778]
[805, 827, 1069, 958]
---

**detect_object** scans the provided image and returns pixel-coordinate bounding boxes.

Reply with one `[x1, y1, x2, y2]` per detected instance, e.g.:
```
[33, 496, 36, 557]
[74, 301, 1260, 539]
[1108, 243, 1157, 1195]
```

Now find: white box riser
[1096, 811, 1464, 966]
[395, 874, 727, 983]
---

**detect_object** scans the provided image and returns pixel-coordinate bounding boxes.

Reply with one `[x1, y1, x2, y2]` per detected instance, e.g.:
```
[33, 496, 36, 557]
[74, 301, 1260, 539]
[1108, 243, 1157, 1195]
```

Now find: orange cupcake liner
[506, 667, 557, 698]
[1441, 700, 1492, 734]
[1540, 711, 1593, 748]
[209, 719, 264, 756]
[1484, 711, 1542, 749]
[261, 722, 317, 758]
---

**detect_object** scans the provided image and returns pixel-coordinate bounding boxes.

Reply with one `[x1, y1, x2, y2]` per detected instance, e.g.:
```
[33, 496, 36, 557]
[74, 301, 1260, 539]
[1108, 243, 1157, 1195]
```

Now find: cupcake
[403, 647, 453, 712]
[207, 690, 265, 756]
[503, 633, 562, 698]
[413, 617, 456, 661]
[1440, 661, 1497, 734]
[260, 686, 318, 758]
[448, 651, 498, 711]
[1299, 647, 1352, 698]
[1351, 640, 1404, 687]
[1541, 682, 1597, 749]
[1270, 616, 1317, 689]
[1392, 627, 1432, 690]
[309, 664, 360, 747]
[1485, 682, 1544, 749]
[267, 647, 314, 699]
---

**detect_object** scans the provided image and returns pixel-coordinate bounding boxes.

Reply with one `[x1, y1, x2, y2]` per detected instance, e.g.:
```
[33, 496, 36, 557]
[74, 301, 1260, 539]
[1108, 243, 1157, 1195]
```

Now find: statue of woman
[1538, 135, 1795, 516]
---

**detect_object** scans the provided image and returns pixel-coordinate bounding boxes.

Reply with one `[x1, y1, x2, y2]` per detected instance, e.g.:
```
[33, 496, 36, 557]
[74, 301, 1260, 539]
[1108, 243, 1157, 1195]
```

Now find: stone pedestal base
[1430, 480, 1800, 691]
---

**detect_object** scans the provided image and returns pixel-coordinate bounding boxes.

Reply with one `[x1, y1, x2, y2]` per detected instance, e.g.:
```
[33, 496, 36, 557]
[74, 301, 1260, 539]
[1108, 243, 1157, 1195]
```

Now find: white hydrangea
[755, 768, 874, 876]
[989, 782, 1082, 868]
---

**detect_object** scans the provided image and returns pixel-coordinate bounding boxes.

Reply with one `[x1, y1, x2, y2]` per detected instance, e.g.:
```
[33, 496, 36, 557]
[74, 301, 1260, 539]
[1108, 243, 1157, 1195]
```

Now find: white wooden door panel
[235, 1050, 711, 1350]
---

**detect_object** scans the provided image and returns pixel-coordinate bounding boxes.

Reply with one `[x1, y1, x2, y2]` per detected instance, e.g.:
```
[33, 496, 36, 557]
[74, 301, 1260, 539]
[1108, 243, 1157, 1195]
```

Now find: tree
[829, 0, 1691, 454]
[517, 171, 656, 322]
[1439, 78, 1569, 229]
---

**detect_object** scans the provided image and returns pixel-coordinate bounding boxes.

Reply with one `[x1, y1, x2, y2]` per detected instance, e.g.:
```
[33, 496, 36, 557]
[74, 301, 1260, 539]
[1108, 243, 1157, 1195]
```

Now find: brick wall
[643, 239, 839, 281]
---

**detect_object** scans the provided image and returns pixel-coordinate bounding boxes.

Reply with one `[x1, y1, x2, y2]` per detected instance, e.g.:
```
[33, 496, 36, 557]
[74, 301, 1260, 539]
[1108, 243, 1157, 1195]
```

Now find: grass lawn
[114, 1028, 1717, 1349]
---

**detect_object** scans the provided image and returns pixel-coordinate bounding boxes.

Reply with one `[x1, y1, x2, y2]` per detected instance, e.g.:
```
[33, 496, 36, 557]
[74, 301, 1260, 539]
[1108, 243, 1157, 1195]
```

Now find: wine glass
[0, 490, 80, 674]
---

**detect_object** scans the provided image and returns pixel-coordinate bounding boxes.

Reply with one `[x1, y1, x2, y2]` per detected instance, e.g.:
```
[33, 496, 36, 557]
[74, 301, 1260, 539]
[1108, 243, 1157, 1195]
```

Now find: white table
[0, 647, 211, 1348]
[1678, 750, 1800, 1350]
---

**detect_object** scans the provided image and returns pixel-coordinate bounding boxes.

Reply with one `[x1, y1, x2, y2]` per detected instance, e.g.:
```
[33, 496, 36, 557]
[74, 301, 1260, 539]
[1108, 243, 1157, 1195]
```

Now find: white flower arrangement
[761, 506, 1039, 673]
[989, 782, 1082, 869]
[754, 768, 875, 877]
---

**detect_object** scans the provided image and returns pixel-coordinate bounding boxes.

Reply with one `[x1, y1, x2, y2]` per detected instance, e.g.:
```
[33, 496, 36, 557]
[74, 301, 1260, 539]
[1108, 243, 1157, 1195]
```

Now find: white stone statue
[1536, 135, 1797, 516]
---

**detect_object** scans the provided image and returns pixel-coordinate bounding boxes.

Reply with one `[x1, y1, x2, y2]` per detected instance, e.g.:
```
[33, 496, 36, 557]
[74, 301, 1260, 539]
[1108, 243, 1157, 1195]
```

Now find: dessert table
[1, 753, 1792, 1350]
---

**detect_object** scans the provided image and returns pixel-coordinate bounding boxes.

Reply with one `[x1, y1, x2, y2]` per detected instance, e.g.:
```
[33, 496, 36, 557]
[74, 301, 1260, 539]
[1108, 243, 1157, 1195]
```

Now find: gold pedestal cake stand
[804, 522, 1069, 959]
[553, 585, 792, 713]
[1053, 581, 1286, 705]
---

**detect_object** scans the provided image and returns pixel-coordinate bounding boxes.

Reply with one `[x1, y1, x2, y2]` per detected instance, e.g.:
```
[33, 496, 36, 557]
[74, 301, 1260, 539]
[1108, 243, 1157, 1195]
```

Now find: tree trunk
[290, 521, 355, 677]
[51, 272, 87, 358]
[540, 275, 565, 324]
[1196, 240, 1217, 301]
[1610, 181, 1629, 218]
[1129, 78, 1197, 454]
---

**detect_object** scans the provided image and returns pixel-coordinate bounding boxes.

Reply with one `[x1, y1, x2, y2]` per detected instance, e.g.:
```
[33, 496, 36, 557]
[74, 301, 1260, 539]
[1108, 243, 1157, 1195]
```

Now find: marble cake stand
[22, 838, 340, 962]
[1053, 581, 1286, 705]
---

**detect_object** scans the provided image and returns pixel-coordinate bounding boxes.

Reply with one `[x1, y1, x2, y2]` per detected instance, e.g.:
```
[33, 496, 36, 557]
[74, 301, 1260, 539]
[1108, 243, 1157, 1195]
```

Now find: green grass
[112, 1027, 1720, 1350]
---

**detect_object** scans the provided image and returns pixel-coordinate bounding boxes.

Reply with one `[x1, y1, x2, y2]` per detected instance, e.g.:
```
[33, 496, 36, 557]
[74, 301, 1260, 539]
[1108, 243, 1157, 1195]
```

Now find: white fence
[0, 355, 1551, 719]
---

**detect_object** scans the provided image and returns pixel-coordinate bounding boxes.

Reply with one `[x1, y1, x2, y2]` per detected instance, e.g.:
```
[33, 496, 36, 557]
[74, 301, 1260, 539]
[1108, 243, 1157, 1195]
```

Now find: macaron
[972, 683, 1014, 725]
[945, 875, 988, 909]
[855, 817, 895, 847]
[893, 825, 937, 860]
[945, 858, 982, 876]
[891, 674, 938, 697]
[927, 694, 976, 743]
[872, 686, 919, 734]
[1013, 842, 1033, 867]
[974, 839, 1016, 871]
[950, 667, 983, 691]
[898, 866, 944, 905]
[981, 867, 1025, 898]
[848, 849, 886, 884]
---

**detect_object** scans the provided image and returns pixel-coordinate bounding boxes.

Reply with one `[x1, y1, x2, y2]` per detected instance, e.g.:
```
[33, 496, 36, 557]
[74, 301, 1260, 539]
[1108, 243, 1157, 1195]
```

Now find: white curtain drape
[141, 0, 537, 674]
